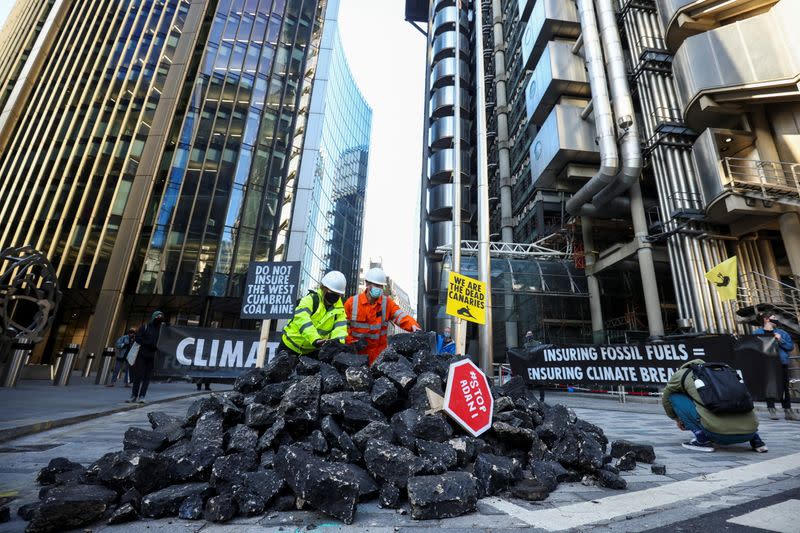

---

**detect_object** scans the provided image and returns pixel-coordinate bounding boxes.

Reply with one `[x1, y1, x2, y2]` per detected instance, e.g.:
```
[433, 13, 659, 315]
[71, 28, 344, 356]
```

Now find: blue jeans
[669, 393, 757, 445]
[110, 358, 129, 384]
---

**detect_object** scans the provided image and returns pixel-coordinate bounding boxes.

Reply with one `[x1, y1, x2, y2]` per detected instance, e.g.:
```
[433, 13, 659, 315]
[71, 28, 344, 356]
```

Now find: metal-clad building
[0, 0, 371, 365]
[412, 0, 800, 352]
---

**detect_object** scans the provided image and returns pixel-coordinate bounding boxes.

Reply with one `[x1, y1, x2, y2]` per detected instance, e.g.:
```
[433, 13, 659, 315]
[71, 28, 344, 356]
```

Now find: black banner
[155, 325, 279, 378]
[507, 335, 782, 400]
[240, 261, 301, 319]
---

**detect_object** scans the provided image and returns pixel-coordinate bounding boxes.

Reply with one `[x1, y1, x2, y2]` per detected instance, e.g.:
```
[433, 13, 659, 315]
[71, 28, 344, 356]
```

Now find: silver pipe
[592, 0, 642, 207]
[451, 3, 464, 352]
[566, 0, 619, 215]
[581, 99, 594, 120]
[582, 217, 604, 339]
[475, 0, 493, 373]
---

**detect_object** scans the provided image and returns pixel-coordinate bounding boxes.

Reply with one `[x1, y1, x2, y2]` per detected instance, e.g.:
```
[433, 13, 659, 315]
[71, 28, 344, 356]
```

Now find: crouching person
[662, 359, 767, 453]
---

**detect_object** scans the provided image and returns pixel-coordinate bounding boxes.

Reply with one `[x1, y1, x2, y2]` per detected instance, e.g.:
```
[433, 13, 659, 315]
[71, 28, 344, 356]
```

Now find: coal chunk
[17, 502, 41, 521]
[615, 452, 636, 472]
[346, 366, 373, 391]
[140, 483, 213, 518]
[448, 436, 486, 468]
[510, 479, 550, 501]
[407, 472, 478, 520]
[167, 444, 223, 483]
[601, 463, 620, 475]
[378, 483, 401, 509]
[226, 424, 259, 453]
[371, 377, 399, 409]
[596, 469, 627, 489]
[185, 396, 221, 426]
[244, 402, 277, 428]
[651, 464, 667, 475]
[204, 494, 238, 523]
[264, 353, 297, 383]
[321, 415, 360, 462]
[276, 445, 359, 524]
[389, 332, 435, 355]
[333, 352, 369, 371]
[364, 440, 424, 486]
[119, 488, 142, 510]
[492, 421, 537, 448]
[320, 363, 347, 393]
[473, 453, 523, 497]
[255, 381, 291, 405]
[0, 506, 8, 523]
[320, 391, 387, 430]
[27, 484, 117, 533]
[278, 375, 321, 429]
[610, 440, 656, 464]
[178, 494, 204, 520]
[233, 368, 267, 393]
[374, 360, 417, 391]
[416, 439, 457, 474]
[123, 426, 168, 452]
[90, 450, 170, 494]
[352, 421, 395, 451]
[210, 451, 258, 490]
[191, 411, 225, 448]
[407, 372, 443, 410]
[107, 502, 138, 525]
[230, 471, 284, 515]
[147, 411, 183, 430]
[257, 417, 287, 451]
[343, 464, 379, 501]
[36, 457, 84, 486]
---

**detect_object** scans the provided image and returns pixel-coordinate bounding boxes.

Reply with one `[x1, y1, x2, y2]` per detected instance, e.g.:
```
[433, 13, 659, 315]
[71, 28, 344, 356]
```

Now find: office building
[408, 0, 800, 353]
[0, 0, 371, 364]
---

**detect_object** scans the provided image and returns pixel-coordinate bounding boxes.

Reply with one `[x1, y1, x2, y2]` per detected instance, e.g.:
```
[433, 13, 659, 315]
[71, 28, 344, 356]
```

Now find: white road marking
[726, 499, 800, 533]
[484, 452, 800, 531]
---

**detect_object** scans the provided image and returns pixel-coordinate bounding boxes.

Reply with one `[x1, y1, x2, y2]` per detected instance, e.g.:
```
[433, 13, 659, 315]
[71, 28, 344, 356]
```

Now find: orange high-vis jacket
[345, 291, 420, 364]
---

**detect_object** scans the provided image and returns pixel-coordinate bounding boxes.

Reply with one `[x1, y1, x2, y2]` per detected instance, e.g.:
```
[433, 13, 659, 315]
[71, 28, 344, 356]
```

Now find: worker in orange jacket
[345, 267, 421, 364]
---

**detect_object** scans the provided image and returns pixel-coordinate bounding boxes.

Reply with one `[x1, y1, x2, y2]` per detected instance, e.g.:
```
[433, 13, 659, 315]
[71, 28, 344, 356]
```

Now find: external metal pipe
[451, 1, 464, 352]
[491, 0, 518, 349]
[566, 0, 619, 215]
[582, 217, 605, 342]
[592, 0, 642, 207]
[475, 0, 493, 373]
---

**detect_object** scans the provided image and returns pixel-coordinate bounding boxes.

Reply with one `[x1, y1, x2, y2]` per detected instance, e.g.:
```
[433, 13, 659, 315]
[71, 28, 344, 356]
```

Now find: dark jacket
[135, 321, 162, 360]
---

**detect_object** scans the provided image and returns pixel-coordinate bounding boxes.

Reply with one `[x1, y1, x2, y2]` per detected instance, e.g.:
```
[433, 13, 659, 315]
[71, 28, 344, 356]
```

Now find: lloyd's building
[0, 0, 370, 368]
[408, 0, 800, 360]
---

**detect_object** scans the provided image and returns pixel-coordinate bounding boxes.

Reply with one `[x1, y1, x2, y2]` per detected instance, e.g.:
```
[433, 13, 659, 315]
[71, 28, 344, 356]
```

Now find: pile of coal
[19, 333, 651, 530]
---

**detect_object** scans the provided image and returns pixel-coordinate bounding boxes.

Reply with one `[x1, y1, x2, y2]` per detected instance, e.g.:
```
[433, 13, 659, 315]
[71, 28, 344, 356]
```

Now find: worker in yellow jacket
[279, 271, 348, 356]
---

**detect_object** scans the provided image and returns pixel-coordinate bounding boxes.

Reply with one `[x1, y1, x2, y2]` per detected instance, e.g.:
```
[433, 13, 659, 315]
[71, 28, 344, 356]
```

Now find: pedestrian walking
[345, 267, 421, 365]
[127, 310, 164, 404]
[107, 328, 135, 387]
[279, 271, 349, 357]
[754, 313, 798, 421]
[662, 359, 767, 453]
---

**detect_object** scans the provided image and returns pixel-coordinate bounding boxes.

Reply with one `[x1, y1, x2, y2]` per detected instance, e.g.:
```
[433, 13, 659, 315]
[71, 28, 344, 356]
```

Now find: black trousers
[766, 364, 792, 409]
[131, 357, 154, 399]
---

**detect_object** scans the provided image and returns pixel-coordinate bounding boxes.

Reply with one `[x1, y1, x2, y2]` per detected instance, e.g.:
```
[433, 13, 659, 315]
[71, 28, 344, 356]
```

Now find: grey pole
[582, 217, 605, 343]
[451, 0, 464, 353]
[1, 338, 34, 387]
[474, 0, 493, 374]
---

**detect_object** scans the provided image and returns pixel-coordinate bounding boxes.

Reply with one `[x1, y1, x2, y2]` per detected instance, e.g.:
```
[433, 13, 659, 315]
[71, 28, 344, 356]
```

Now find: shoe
[124, 384, 131, 388]
[750, 436, 768, 453]
[137, 398, 146, 404]
[768, 407, 779, 420]
[205, 385, 211, 391]
[196, 383, 201, 391]
[682, 439, 715, 452]
[106, 383, 114, 387]
[785, 408, 799, 421]
[125, 398, 136, 403]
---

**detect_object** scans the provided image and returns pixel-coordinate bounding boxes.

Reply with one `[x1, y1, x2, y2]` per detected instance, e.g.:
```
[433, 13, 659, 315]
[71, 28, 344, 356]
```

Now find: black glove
[354, 339, 368, 351]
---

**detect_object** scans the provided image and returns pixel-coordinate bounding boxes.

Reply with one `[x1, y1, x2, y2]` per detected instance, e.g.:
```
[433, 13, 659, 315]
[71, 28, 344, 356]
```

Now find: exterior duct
[592, 0, 642, 207]
[565, 0, 618, 216]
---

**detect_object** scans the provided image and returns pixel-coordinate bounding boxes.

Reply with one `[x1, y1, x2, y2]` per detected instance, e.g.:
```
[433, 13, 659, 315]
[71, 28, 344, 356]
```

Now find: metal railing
[738, 271, 800, 325]
[723, 157, 800, 200]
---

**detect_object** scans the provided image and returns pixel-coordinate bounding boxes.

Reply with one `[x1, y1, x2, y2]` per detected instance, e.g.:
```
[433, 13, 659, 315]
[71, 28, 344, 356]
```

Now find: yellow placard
[446, 272, 486, 324]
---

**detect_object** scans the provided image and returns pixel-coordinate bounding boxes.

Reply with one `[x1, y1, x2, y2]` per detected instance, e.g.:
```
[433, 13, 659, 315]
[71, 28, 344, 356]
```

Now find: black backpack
[681, 363, 754, 414]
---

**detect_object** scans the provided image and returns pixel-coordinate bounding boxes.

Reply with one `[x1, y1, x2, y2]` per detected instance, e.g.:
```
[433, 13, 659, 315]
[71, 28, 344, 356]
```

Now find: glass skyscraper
[286, 14, 371, 296]
[0, 0, 370, 365]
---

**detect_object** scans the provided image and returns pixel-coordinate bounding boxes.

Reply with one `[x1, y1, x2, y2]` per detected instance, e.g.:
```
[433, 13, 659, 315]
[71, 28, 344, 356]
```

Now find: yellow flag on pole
[704, 256, 738, 301]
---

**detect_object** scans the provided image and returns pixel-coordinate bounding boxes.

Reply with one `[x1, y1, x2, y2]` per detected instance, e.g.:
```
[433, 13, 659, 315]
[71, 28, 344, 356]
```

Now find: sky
[0, 0, 425, 306]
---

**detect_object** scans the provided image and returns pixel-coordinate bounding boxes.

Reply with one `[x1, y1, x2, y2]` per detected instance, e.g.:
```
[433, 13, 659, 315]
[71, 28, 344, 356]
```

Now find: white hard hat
[320, 271, 346, 294]
[364, 267, 387, 286]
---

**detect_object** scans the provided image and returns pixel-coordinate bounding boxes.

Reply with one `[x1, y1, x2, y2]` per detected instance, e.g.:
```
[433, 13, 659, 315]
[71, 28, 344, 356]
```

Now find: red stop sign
[443, 359, 494, 437]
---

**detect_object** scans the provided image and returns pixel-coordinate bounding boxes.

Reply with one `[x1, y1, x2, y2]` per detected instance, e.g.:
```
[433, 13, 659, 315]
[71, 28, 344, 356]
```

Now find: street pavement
[0, 392, 797, 532]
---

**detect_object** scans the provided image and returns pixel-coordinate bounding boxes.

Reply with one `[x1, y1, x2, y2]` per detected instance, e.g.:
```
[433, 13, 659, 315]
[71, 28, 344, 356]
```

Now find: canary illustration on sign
[446, 272, 486, 325]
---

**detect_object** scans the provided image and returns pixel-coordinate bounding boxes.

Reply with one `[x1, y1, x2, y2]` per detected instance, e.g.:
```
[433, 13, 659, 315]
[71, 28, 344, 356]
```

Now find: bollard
[82, 352, 95, 378]
[1, 339, 35, 387]
[53, 344, 79, 386]
[95, 348, 116, 385]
